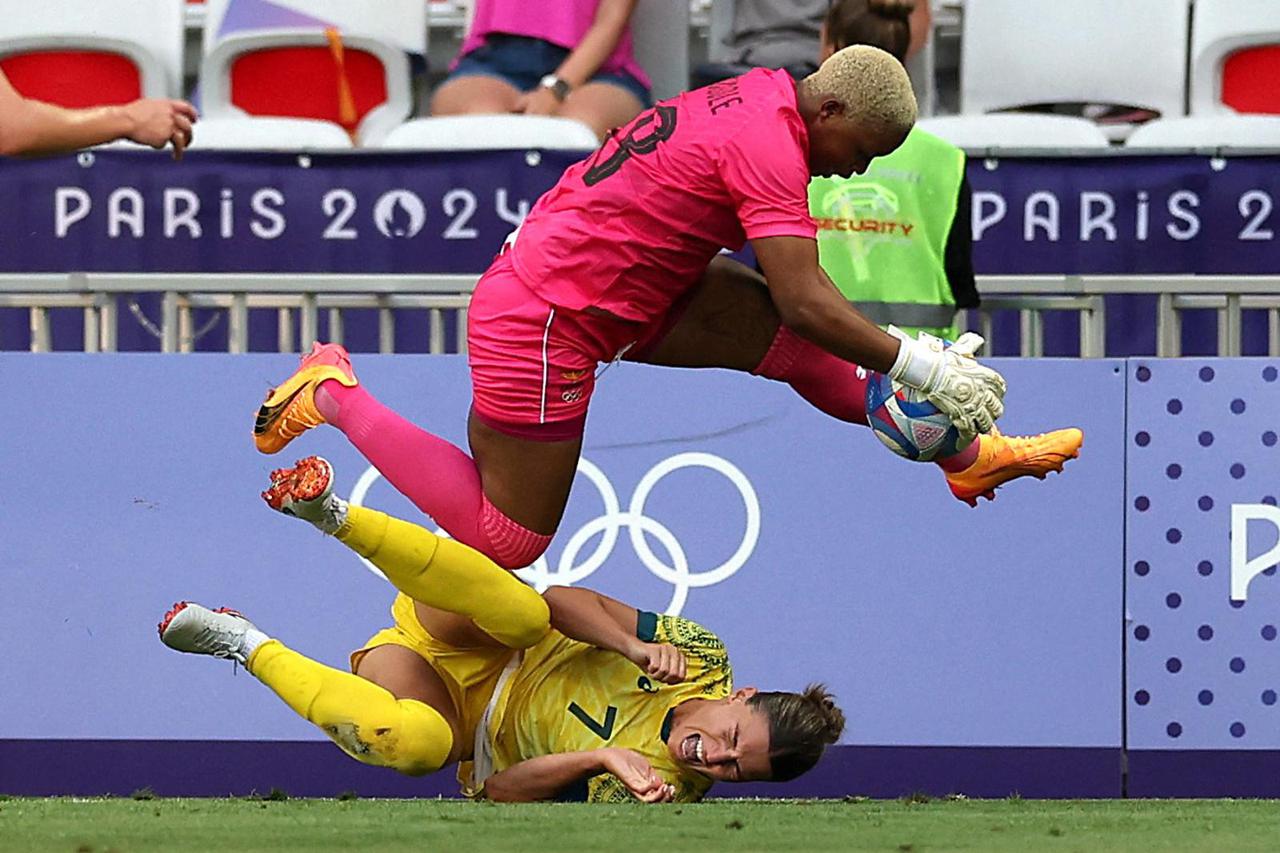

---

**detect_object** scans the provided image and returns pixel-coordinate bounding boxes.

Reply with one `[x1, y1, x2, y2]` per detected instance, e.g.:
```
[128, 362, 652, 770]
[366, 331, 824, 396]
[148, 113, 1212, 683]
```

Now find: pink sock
[751, 326, 974, 467]
[751, 325, 869, 424]
[935, 438, 980, 472]
[316, 382, 550, 568]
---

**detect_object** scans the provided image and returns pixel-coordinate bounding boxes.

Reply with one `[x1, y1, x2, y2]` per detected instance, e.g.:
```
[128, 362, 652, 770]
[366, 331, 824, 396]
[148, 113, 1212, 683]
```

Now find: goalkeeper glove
[885, 327, 1007, 441]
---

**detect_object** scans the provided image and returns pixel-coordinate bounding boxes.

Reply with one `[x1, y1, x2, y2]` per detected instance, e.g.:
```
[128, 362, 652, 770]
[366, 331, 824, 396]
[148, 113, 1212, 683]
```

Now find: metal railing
[2, 272, 1279, 357]
[968, 275, 1280, 358]
[0, 273, 476, 354]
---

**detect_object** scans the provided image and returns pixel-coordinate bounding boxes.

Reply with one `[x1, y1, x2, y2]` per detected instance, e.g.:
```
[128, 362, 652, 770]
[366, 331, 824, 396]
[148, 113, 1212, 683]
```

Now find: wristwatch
[539, 74, 571, 102]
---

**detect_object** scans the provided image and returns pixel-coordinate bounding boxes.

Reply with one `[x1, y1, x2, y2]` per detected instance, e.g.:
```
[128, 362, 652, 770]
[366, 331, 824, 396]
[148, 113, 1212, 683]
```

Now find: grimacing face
[665, 688, 774, 783]
[807, 99, 907, 179]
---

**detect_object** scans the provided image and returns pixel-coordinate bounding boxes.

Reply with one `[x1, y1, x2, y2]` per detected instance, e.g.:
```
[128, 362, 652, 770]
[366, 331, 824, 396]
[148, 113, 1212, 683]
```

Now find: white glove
[886, 327, 1007, 442]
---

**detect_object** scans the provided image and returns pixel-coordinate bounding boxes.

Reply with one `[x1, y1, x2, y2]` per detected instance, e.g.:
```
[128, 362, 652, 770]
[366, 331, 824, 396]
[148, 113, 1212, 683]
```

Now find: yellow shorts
[350, 592, 516, 753]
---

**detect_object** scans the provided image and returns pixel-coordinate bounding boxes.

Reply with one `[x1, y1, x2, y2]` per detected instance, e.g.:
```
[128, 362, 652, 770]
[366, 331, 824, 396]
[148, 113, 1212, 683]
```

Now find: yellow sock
[336, 505, 549, 649]
[247, 640, 452, 776]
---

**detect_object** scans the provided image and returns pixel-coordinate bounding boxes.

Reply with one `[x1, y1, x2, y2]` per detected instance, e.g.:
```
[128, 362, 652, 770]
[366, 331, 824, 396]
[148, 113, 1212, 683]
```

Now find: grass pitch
[1, 796, 1276, 852]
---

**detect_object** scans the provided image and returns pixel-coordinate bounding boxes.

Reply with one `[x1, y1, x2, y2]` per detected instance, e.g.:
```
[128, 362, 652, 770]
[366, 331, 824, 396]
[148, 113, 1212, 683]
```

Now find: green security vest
[809, 127, 965, 340]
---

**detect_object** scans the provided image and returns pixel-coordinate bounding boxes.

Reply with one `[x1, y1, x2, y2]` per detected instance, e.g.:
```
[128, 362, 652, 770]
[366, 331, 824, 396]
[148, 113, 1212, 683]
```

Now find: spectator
[694, 1, 933, 98]
[0, 68, 195, 158]
[430, 0, 650, 141]
[693, 0, 827, 87]
[809, 0, 977, 340]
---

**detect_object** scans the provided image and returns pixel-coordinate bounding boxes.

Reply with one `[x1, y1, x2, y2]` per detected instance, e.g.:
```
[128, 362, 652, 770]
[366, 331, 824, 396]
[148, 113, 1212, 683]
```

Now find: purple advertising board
[967, 155, 1280, 276]
[1125, 359, 1280, 796]
[0, 355, 1124, 798]
[2, 152, 1277, 356]
[1, 152, 1275, 277]
[0, 150, 578, 274]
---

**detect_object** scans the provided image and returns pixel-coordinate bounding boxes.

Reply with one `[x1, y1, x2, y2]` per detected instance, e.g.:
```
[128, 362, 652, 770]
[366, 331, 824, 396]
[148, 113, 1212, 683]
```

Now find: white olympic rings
[346, 452, 760, 615]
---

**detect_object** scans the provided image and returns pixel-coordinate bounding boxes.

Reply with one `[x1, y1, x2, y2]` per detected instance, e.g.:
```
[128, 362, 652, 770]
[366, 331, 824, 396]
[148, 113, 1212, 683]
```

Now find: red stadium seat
[198, 0, 425, 146]
[0, 1, 182, 102]
[0, 51, 142, 108]
[229, 46, 388, 132]
[1191, 0, 1280, 116]
[1221, 46, 1280, 114]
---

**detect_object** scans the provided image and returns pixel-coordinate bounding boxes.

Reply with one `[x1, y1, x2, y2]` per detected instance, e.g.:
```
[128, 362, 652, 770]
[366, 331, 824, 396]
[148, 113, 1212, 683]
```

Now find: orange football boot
[944, 427, 1084, 507]
[253, 342, 358, 454]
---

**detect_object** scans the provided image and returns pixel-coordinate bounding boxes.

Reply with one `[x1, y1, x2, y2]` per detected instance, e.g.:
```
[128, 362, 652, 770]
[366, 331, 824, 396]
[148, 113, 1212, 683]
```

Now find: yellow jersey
[485, 611, 733, 803]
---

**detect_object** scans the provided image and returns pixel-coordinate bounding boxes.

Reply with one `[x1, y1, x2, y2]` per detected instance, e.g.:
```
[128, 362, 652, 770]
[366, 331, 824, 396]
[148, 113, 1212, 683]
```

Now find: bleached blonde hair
[800, 44, 917, 134]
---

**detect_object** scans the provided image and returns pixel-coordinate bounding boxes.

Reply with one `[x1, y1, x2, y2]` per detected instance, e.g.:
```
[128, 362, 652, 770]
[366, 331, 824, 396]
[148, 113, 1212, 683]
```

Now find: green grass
[1, 797, 1276, 852]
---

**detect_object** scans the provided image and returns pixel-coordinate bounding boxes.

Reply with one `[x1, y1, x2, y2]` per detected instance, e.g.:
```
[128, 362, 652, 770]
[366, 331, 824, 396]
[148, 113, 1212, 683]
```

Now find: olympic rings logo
[347, 452, 760, 616]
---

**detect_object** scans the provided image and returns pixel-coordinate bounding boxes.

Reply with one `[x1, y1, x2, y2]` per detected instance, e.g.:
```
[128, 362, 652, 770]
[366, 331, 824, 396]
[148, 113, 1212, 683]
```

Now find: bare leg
[430, 75, 522, 116]
[630, 256, 871, 425]
[556, 81, 645, 141]
[467, 409, 584, 536]
[632, 256, 780, 370]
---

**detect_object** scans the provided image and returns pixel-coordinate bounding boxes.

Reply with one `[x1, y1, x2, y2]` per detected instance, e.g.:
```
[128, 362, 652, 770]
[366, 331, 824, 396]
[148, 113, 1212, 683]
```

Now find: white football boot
[157, 602, 269, 665]
[261, 455, 348, 534]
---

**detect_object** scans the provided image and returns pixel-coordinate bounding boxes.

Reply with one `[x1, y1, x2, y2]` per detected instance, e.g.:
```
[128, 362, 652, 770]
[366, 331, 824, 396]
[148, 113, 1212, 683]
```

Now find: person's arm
[542, 586, 686, 683]
[753, 234, 902, 370]
[907, 0, 933, 62]
[0, 69, 196, 158]
[753, 233, 1004, 438]
[514, 0, 638, 115]
[944, 174, 979, 309]
[483, 747, 675, 803]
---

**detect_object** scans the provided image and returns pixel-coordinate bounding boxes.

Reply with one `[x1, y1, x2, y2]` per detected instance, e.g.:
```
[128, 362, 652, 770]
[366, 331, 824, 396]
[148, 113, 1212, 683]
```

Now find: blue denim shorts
[448, 34, 652, 107]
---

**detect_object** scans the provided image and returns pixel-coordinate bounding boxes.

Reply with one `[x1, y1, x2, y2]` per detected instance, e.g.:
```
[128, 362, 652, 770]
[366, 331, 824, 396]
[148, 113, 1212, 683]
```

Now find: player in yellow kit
[160, 456, 843, 803]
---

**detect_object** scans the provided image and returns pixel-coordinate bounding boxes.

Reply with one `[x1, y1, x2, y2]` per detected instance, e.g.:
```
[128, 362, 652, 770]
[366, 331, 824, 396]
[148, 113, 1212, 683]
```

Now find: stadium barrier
[4, 272, 1280, 357]
[3, 354, 1277, 799]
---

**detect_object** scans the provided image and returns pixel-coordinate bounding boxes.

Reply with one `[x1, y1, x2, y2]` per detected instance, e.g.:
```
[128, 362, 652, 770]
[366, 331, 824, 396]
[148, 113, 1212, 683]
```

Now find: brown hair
[748, 683, 847, 782]
[824, 0, 916, 62]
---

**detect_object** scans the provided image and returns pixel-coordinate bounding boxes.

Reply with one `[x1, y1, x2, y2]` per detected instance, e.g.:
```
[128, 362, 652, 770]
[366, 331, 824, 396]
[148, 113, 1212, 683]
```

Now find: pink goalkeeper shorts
[468, 252, 666, 441]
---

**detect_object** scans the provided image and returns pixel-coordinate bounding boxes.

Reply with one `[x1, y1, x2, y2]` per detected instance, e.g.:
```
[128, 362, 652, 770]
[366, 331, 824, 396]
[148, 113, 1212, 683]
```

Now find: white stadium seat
[961, 0, 1190, 119]
[1124, 116, 1280, 149]
[918, 114, 1111, 150]
[377, 116, 599, 152]
[1190, 0, 1280, 115]
[191, 116, 355, 150]
[630, 0, 691, 101]
[0, 0, 185, 99]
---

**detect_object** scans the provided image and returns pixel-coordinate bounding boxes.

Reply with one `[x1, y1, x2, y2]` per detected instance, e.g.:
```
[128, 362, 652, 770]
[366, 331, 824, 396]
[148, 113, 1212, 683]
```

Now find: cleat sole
[261, 456, 333, 511]
[157, 601, 190, 638]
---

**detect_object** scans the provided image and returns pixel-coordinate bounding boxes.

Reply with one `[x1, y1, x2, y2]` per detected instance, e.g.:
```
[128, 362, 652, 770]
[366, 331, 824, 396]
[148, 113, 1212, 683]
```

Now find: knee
[505, 589, 552, 649]
[480, 495, 554, 569]
[343, 700, 454, 776]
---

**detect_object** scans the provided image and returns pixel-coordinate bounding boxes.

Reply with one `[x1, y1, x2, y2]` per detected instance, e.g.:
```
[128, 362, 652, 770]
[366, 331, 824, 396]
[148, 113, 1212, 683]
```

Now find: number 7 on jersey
[568, 702, 618, 740]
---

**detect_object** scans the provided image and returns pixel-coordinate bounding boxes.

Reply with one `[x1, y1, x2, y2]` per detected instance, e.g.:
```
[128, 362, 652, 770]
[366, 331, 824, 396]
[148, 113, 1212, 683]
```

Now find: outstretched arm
[0, 69, 196, 158]
[753, 234, 1006, 439]
[483, 747, 674, 803]
[543, 586, 686, 683]
[753, 234, 901, 370]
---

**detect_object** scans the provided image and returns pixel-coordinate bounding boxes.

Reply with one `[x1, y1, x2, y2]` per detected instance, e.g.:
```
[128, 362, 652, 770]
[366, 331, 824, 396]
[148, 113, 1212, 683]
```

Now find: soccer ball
[865, 372, 968, 461]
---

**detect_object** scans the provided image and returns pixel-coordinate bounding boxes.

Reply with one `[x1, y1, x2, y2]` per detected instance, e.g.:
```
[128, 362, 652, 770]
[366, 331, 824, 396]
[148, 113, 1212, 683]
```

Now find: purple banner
[0, 355, 1123, 758]
[0, 149, 582, 274]
[1124, 359, 1280, 794]
[968, 155, 1280, 275]
[2, 152, 1277, 276]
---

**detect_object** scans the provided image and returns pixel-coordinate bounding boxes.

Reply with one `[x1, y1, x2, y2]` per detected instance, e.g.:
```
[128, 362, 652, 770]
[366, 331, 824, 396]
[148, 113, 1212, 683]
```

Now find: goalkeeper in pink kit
[254, 45, 1081, 571]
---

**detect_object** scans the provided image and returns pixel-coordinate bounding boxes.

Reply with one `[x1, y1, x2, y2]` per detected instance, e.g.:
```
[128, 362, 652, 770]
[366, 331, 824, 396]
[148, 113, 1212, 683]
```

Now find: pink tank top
[509, 68, 817, 324]
[459, 0, 652, 89]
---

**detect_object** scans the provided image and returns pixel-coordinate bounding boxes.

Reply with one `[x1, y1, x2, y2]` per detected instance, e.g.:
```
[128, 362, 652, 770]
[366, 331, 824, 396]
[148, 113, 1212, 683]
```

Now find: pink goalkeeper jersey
[508, 68, 817, 324]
